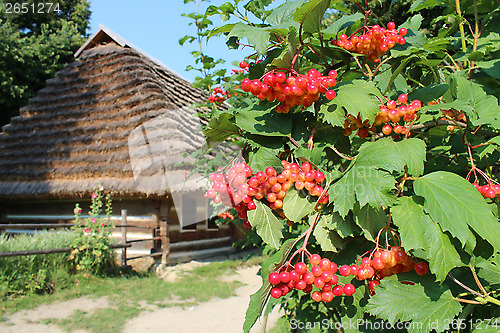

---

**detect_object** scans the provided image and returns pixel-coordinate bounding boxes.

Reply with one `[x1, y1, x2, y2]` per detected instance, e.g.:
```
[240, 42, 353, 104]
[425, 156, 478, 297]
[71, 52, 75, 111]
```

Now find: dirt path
[0, 264, 282, 333]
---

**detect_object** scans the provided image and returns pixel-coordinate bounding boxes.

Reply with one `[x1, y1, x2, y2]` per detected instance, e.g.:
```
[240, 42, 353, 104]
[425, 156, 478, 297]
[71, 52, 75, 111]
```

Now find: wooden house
[0, 26, 241, 264]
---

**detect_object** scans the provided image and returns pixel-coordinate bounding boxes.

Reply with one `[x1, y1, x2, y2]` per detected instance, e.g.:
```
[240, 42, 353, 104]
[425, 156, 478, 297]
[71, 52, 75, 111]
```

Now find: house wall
[0, 195, 245, 263]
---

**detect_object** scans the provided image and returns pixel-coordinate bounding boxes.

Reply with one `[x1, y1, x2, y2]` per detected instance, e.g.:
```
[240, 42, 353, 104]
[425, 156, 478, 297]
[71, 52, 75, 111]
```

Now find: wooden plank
[121, 209, 127, 266]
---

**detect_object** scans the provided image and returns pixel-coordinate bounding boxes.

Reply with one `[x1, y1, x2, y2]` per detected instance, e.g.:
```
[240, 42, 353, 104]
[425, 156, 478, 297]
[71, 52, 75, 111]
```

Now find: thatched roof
[0, 27, 211, 199]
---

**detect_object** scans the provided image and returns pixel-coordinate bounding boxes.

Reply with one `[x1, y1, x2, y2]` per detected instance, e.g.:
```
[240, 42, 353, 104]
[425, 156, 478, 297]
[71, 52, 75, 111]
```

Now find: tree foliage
[0, 0, 90, 125]
[181, 0, 500, 331]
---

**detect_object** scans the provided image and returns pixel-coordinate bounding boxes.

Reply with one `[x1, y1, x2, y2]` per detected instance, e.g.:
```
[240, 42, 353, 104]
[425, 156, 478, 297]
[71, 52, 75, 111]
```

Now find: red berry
[350, 264, 359, 276]
[398, 93, 408, 104]
[368, 280, 380, 295]
[399, 27, 407, 36]
[314, 277, 325, 289]
[269, 272, 281, 285]
[311, 265, 323, 277]
[303, 272, 315, 284]
[247, 200, 256, 210]
[343, 283, 356, 296]
[295, 280, 306, 290]
[415, 262, 429, 275]
[319, 258, 332, 271]
[322, 291, 334, 302]
[280, 271, 291, 283]
[325, 90, 336, 100]
[339, 265, 350, 277]
[332, 285, 343, 296]
[309, 253, 321, 265]
[239, 61, 248, 69]
[312, 291, 323, 302]
[387, 22, 395, 30]
[270, 287, 282, 299]
[295, 262, 307, 275]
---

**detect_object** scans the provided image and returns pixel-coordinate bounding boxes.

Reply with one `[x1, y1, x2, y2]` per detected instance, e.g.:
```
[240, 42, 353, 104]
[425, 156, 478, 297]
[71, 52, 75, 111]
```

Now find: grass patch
[1, 257, 257, 333]
[56, 306, 141, 333]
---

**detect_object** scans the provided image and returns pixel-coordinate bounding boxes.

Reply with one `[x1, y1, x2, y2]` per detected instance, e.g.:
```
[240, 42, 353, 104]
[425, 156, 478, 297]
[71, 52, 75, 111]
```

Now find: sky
[88, 1, 253, 83]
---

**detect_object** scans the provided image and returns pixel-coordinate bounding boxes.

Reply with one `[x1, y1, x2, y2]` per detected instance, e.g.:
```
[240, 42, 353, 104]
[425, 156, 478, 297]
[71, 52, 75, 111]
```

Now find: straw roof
[0, 27, 213, 199]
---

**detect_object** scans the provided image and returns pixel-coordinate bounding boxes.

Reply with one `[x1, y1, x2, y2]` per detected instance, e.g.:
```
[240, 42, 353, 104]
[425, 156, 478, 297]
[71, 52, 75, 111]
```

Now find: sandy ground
[0, 262, 282, 333]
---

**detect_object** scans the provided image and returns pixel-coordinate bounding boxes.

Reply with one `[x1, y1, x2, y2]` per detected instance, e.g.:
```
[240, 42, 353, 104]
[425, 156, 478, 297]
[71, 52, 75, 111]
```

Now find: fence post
[160, 220, 170, 265]
[121, 209, 127, 266]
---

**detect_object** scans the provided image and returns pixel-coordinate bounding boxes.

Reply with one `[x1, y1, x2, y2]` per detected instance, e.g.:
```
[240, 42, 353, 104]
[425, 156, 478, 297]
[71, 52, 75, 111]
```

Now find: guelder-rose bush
[182, 0, 500, 331]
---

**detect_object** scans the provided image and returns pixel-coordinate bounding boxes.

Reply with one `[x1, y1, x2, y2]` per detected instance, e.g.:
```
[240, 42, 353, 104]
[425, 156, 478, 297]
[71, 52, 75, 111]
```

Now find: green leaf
[330, 162, 396, 217]
[476, 59, 500, 79]
[203, 113, 240, 146]
[243, 238, 298, 333]
[352, 204, 387, 242]
[408, 83, 449, 104]
[247, 147, 282, 172]
[476, 255, 500, 285]
[267, 0, 306, 26]
[318, 100, 345, 127]
[423, 215, 463, 281]
[322, 13, 364, 36]
[366, 274, 462, 333]
[356, 137, 426, 176]
[247, 201, 283, 249]
[312, 214, 343, 252]
[283, 188, 315, 222]
[235, 103, 292, 136]
[414, 171, 500, 252]
[292, 0, 331, 34]
[391, 196, 428, 250]
[331, 80, 383, 123]
[229, 23, 271, 55]
[473, 319, 500, 332]
[455, 76, 500, 128]
[207, 23, 236, 40]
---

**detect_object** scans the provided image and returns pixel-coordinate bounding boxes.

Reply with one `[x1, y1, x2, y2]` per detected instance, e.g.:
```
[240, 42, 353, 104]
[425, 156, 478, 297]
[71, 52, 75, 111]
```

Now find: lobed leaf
[330, 80, 383, 123]
[283, 188, 315, 222]
[367, 274, 462, 333]
[247, 201, 283, 249]
[414, 171, 500, 253]
[357, 137, 426, 176]
[229, 23, 270, 55]
[312, 214, 343, 252]
[330, 162, 396, 217]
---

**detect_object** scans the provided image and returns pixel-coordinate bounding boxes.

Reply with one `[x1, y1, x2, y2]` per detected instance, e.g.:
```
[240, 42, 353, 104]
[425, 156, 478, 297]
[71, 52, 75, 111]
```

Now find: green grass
[1, 257, 256, 333]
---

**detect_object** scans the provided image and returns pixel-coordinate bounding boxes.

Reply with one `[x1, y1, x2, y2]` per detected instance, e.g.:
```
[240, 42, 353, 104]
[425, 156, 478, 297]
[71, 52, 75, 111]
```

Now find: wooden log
[121, 209, 127, 266]
[161, 220, 170, 265]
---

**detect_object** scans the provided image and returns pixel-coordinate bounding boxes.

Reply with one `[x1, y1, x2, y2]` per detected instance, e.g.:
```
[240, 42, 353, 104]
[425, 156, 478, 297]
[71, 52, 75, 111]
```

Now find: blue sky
[88, 1, 254, 83]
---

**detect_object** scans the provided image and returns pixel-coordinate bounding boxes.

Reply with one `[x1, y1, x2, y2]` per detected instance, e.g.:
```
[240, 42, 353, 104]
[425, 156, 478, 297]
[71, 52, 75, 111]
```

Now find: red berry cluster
[350, 246, 428, 295]
[341, 94, 422, 138]
[204, 160, 329, 226]
[342, 114, 376, 138]
[331, 22, 407, 62]
[208, 86, 239, 103]
[440, 108, 467, 132]
[375, 94, 422, 136]
[241, 69, 338, 113]
[473, 183, 500, 199]
[217, 210, 235, 220]
[269, 254, 356, 302]
[205, 162, 253, 211]
[231, 60, 252, 75]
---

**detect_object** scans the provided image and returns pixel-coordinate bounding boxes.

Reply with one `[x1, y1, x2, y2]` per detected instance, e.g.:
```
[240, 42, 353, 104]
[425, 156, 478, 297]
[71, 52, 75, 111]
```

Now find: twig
[448, 273, 484, 298]
[330, 146, 353, 160]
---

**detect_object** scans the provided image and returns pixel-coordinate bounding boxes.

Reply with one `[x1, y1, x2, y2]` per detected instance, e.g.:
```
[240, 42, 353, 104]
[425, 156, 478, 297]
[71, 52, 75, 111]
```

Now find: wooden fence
[0, 209, 170, 265]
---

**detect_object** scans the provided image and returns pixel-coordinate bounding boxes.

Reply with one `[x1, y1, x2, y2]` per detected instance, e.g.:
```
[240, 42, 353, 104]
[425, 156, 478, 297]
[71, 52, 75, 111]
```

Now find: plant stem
[455, 0, 467, 53]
